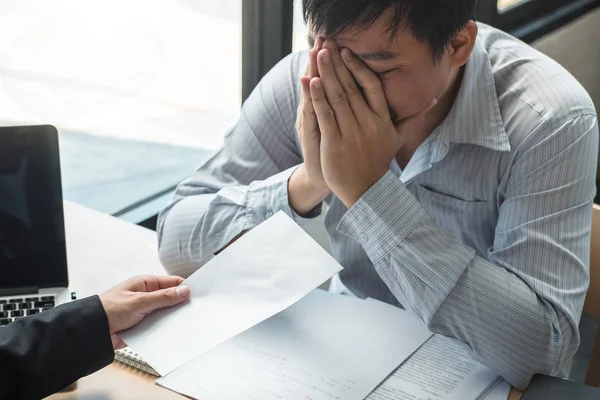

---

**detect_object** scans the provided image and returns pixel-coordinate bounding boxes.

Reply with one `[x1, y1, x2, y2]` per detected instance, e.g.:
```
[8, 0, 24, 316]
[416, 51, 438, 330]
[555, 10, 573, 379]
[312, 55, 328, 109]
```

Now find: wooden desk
[45, 202, 522, 400]
[47, 363, 523, 400]
[47, 364, 184, 400]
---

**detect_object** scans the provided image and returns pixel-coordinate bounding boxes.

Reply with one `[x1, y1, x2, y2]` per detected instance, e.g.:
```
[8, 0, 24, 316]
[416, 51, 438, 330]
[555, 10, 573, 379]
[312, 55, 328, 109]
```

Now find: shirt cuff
[246, 165, 322, 228]
[337, 170, 428, 262]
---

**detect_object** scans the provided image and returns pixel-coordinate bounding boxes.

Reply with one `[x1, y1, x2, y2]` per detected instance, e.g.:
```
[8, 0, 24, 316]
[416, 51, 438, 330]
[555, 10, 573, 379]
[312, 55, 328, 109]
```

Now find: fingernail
[341, 49, 353, 60]
[176, 285, 190, 298]
[322, 51, 330, 65]
[313, 79, 322, 90]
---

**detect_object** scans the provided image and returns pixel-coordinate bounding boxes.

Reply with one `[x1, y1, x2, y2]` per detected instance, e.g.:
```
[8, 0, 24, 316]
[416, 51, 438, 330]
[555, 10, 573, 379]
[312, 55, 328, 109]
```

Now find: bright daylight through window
[0, 0, 242, 220]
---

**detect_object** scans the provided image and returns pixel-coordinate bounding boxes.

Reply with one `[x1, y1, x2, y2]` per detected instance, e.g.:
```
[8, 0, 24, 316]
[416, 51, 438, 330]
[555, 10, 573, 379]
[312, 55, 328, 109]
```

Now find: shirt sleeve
[0, 295, 114, 400]
[157, 51, 320, 277]
[337, 114, 599, 390]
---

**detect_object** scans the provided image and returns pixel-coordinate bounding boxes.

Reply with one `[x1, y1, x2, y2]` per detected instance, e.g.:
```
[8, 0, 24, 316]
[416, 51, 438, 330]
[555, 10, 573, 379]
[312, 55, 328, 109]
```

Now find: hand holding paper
[120, 212, 343, 375]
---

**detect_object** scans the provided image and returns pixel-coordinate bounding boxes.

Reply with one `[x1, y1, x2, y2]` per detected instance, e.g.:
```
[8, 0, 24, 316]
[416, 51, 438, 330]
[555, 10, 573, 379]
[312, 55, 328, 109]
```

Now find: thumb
[139, 285, 190, 314]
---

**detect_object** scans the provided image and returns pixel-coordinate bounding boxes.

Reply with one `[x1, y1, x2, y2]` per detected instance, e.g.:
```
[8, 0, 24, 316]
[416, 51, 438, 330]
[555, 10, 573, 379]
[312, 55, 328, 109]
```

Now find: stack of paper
[157, 290, 433, 400]
[367, 335, 502, 400]
[122, 212, 504, 399]
[364, 299, 503, 400]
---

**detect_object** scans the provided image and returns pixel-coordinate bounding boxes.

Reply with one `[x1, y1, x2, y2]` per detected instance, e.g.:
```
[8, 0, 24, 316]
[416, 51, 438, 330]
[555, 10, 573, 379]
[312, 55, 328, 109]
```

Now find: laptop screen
[0, 125, 68, 289]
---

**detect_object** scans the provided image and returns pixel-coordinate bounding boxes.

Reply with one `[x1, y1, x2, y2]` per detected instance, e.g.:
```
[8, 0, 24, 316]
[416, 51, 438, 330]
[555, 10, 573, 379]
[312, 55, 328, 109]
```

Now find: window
[0, 0, 242, 222]
[293, 0, 310, 52]
[4, 0, 596, 224]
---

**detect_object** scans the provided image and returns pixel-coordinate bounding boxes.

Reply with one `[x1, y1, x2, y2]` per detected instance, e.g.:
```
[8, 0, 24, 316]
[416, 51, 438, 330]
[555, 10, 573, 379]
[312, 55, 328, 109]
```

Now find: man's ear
[448, 20, 478, 68]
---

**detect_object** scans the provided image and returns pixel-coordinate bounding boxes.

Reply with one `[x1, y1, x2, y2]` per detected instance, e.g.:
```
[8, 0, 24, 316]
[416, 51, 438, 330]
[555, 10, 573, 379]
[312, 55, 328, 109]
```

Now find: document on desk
[120, 212, 343, 376]
[156, 290, 433, 400]
[483, 380, 511, 400]
[367, 335, 501, 400]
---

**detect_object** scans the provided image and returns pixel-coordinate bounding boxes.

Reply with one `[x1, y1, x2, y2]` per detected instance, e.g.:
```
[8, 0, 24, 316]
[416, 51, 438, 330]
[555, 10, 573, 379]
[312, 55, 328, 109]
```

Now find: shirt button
[360, 233, 369, 243]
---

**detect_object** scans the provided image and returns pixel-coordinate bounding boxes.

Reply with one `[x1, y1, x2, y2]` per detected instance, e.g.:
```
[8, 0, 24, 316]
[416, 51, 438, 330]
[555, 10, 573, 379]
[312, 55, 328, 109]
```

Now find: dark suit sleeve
[0, 295, 115, 400]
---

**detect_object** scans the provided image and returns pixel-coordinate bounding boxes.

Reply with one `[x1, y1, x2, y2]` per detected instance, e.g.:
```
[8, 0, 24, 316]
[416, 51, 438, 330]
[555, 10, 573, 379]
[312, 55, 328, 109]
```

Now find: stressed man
[157, 0, 598, 389]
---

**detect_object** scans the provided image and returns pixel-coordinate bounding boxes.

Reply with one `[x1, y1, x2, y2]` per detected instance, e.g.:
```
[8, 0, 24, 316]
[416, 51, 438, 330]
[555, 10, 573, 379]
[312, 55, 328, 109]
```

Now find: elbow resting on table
[156, 205, 208, 278]
[446, 308, 580, 391]
[515, 319, 579, 391]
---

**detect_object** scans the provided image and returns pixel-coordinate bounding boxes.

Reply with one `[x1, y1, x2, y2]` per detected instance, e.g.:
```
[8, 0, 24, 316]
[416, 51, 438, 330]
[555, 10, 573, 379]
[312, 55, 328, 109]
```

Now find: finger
[310, 77, 341, 141]
[139, 275, 185, 292]
[308, 48, 318, 78]
[323, 40, 369, 119]
[300, 77, 322, 165]
[317, 49, 357, 133]
[315, 36, 325, 49]
[137, 285, 191, 314]
[341, 48, 390, 120]
[155, 276, 185, 290]
[309, 36, 324, 78]
[301, 76, 320, 141]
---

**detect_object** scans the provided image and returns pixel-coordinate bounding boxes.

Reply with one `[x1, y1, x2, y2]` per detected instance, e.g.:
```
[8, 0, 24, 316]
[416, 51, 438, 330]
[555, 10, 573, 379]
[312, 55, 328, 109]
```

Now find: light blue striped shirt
[157, 24, 598, 390]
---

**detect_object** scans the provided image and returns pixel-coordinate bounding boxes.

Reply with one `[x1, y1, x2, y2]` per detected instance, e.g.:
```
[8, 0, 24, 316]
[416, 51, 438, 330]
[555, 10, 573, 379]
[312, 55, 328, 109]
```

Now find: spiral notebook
[114, 347, 159, 376]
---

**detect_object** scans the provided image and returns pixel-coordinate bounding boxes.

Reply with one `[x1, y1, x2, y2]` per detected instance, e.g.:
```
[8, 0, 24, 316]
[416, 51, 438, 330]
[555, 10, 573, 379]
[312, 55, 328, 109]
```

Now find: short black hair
[302, 0, 477, 61]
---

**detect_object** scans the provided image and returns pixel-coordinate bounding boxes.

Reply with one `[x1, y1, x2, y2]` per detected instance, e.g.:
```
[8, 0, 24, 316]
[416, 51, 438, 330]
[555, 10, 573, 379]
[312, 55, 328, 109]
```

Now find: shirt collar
[435, 38, 511, 153]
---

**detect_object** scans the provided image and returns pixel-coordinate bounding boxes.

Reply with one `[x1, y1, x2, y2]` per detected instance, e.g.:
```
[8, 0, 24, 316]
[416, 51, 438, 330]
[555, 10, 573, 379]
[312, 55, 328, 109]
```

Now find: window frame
[241, 0, 294, 103]
[478, 0, 600, 42]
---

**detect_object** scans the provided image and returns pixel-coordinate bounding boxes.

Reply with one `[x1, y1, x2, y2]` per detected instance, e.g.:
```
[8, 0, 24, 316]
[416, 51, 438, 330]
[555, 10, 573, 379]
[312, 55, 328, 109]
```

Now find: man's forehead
[337, 36, 400, 60]
[308, 31, 403, 62]
[308, 20, 411, 61]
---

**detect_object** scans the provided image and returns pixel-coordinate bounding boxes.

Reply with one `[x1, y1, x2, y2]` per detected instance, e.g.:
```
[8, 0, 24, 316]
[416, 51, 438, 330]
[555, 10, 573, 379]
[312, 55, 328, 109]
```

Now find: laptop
[0, 125, 73, 326]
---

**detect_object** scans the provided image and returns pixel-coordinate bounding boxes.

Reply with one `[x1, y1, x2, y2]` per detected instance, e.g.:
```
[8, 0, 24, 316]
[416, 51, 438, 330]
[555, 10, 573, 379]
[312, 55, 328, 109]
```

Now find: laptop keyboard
[0, 295, 56, 326]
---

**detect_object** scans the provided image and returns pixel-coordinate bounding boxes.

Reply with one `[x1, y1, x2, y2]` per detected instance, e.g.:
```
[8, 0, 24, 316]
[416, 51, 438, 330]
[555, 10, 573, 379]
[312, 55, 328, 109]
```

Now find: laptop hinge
[0, 287, 39, 296]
